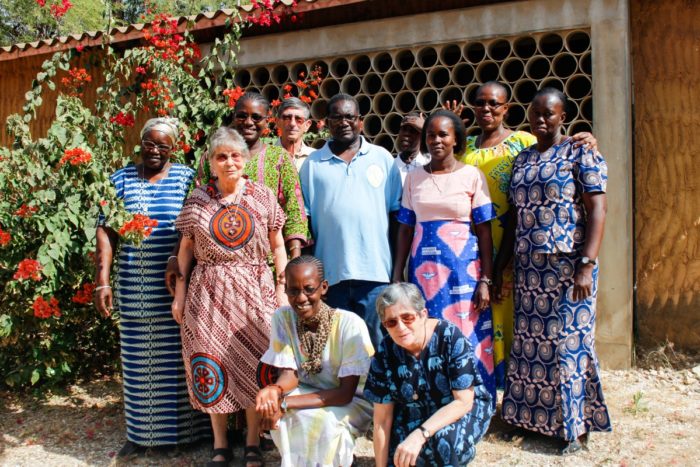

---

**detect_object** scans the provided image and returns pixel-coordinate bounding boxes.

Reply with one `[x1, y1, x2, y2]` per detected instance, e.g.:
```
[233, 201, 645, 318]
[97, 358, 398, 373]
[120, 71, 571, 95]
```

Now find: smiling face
[473, 84, 509, 133]
[397, 124, 421, 153]
[528, 94, 566, 141]
[141, 129, 173, 172]
[285, 263, 329, 321]
[233, 99, 268, 146]
[278, 107, 311, 144]
[209, 144, 247, 183]
[425, 116, 457, 161]
[327, 99, 362, 144]
[382, 303, 427, 350]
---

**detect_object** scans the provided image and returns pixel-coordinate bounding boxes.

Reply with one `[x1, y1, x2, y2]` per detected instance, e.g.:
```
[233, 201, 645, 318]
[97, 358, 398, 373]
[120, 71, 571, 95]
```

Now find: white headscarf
[140, 117, 180, 145]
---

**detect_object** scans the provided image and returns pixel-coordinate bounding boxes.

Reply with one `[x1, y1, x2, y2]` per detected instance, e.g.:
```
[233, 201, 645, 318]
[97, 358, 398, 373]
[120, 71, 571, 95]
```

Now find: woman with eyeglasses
[444, 81, 597, 390]
[392, 109, 498, 408]
[173, 127, 288, 467]
[94, 117, 210, 458]
[254, 255, 374, 467]
[230, 92, 310, 259]
[364, 283, 493, 467]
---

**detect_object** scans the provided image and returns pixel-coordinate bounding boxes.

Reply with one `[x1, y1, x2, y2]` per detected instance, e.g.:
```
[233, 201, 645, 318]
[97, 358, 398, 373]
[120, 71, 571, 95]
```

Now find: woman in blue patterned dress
[499, 88, 611, 454]
[364, 283, 493, 467]
[95, 118, 210, 457]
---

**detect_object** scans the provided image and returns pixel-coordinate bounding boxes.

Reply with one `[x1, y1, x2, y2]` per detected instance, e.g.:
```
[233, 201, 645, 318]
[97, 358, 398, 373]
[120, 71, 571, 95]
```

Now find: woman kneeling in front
[255, 255, 374, 467]
[364, 283, 493, 467]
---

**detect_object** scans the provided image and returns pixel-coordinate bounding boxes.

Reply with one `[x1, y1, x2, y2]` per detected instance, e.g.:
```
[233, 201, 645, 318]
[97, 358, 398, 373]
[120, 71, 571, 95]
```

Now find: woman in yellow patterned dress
[449, 81, 596, 388]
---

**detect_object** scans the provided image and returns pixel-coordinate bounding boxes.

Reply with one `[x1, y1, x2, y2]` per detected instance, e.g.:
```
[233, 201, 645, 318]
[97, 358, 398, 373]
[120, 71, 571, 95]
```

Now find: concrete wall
[631, 0, 700, 351]
[229, 0, 634, 368]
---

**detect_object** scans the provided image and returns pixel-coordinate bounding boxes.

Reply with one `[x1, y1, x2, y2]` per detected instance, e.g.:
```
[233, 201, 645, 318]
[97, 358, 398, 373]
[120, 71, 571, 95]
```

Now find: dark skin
[494, 94, 607, 304]
[255, 263, 361, 431]
[392, 116, 493, 311]
[396, 117, 423, 164]
[95, 129, 174, 317]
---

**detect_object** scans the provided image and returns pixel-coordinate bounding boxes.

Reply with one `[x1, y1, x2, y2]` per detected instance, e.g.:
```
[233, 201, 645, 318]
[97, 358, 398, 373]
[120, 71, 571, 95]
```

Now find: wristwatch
[280, 396, 288, 413]
[478, 277, 493, 286]
[580, 256, 597, 266]
[419, 425, 431, 440]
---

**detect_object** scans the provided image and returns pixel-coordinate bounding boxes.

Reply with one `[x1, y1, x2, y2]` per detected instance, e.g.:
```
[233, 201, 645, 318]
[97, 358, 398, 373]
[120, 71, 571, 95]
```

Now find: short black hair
[421, 109, 467, 155]
[327, 93, 359, 116]
[285, 255, 325, 281]
[234, 91, 270, 113]
[532, 87, 567, 108]
[476, 81, 510, 101]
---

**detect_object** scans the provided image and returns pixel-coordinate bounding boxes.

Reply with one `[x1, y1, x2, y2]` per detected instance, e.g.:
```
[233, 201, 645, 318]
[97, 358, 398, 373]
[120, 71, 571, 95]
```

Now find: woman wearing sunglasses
[255, 255, 374, 467]
[231, 92, 310, 259]
[364, 283, 493, 467]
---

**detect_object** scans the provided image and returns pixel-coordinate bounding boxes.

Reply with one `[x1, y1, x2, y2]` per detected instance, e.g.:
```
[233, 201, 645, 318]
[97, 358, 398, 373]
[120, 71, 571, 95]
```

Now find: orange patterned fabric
[175, 180, 285, 413]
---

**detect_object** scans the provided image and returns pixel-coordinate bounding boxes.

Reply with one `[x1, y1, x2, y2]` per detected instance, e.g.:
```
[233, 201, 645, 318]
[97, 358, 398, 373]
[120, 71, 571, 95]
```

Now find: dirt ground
[1, 360, 699, 467]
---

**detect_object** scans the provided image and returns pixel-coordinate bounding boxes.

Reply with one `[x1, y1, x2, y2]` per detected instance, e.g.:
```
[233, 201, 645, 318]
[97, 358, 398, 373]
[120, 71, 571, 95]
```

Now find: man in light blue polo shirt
[299, 94, 402, 347]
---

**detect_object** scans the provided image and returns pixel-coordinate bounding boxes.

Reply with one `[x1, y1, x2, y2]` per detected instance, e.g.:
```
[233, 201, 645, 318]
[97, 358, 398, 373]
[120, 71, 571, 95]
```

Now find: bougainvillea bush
[0, 2, 325, 389]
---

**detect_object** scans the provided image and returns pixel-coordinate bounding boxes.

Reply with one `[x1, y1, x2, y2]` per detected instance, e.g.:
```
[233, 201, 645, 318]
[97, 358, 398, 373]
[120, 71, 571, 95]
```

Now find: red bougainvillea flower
[50, 0, 72, 18]
[61, 67, 92, 97]
[72, 283, 96, 305]
[33, 296, 61, 319]
[76, 44, 84, 52]
[223, 86, 245, 108]
[109, 111, 135, 127]
[135, 66, 147, 74]
[58, 148, 92, 168]
[14, 259, 42, 281]
[100, 200, 108, 206]
[15, 204, 38, 218]
[119, 214, 158, 245]
[283, 84, 293, 92]
[271, 99, 282, 108]
[0, 228, 10, 246]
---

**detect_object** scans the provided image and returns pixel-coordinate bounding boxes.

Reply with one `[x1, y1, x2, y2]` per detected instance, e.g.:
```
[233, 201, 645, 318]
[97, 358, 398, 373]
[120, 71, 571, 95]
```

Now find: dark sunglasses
[327, 114, 360, 123]
[382, 312, 419, 329]
[473, 99, 507, 109]
[285, 283, 323, 297]
[234, 112, 266, 123]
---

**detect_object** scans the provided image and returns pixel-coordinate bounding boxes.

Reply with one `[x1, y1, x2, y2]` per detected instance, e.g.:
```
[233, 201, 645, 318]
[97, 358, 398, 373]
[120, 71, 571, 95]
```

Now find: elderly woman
[364, 283, 493, 467]
[499, 88, 611, 454]
[255, 255, 374, 467]
[94, 118, 210, 457]
[231, 91, 310, 258]
[392, 109, 498, 406]
[445, 82, 597, 388]
[172, 127, 288, 467]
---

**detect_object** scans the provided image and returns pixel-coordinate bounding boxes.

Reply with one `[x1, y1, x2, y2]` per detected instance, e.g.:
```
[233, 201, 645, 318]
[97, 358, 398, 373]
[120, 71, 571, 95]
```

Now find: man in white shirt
[275, 97, 315, 171]
[394, 112, 430, 185]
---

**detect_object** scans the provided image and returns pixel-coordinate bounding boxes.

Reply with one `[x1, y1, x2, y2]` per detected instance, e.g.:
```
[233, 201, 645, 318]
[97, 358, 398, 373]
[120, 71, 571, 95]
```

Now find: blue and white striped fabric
[109, 163, 210, 446]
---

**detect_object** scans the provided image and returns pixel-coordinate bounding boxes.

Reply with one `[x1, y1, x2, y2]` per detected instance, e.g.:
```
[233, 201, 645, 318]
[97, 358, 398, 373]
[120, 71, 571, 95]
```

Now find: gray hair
[207, 127, 250, 162]
[375, 282, 426, 321]
[278, 97, 311, 119]
[140, 117, 180, 145]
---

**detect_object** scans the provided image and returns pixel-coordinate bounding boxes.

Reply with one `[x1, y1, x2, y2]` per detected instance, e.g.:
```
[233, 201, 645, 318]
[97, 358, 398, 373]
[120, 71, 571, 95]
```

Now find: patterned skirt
[120, 315, 211, 446]
[408, 220, 496, 407]
[502, 252, 612, 440]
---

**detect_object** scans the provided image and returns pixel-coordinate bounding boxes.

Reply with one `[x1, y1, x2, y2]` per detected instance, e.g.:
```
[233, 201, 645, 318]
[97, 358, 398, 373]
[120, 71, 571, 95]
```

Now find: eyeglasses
[473, 99, 507, 110]
[280, 114, 307, 125]
[234, 112, 266, 123]
[285, 283, 323, 297]
[327, 114, 360, 123]
[382, 312, 419, 329]
[141, 140, 173, 153]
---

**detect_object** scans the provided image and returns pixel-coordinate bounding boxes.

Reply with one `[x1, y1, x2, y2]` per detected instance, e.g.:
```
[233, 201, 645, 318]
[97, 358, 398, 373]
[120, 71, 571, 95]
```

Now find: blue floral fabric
[502, 139, 612, 441]
[364, 320, 493, 466]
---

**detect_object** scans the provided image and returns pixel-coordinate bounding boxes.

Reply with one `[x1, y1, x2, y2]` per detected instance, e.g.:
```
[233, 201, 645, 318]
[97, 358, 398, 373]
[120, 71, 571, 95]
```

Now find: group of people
[94, 80, 611, 467]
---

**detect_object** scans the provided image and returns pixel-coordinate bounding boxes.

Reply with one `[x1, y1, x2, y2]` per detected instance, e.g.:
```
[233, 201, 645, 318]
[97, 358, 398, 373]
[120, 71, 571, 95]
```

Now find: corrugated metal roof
[0, 0, 349, 61]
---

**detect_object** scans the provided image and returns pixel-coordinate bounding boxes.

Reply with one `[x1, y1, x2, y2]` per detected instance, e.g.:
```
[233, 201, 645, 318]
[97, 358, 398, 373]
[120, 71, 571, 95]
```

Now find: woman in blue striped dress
[95, 118, 210, 457]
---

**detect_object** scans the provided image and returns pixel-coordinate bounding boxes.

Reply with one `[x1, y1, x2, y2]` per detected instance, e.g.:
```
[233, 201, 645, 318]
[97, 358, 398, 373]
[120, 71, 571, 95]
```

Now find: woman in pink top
[392, 109, 498, 406]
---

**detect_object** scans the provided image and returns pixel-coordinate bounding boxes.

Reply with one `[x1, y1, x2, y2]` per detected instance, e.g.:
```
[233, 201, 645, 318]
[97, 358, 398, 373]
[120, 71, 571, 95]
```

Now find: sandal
[206, 447, 233, 467]
[117, 440, 143, 458]
[244, 445, 265, 467]
[501, 427, 528, 442]
[560, 439, 583, 456]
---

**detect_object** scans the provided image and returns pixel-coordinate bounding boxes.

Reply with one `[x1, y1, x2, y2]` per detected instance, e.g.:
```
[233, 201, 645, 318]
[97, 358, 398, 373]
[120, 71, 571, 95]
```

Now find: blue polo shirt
[300, 137, 402, 286]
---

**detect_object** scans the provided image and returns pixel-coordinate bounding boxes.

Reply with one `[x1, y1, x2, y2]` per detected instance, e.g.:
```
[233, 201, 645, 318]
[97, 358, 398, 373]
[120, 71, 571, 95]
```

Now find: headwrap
[140, 117, 180, 145]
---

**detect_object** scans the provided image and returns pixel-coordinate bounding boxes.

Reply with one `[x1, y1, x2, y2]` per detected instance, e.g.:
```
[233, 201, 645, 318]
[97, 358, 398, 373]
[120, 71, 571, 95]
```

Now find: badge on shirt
[366, 164, 386, 188]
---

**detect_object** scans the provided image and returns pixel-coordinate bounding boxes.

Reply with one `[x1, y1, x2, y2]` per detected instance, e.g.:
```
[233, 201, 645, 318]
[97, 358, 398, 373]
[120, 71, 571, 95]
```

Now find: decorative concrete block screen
[234, 29, 592, 153]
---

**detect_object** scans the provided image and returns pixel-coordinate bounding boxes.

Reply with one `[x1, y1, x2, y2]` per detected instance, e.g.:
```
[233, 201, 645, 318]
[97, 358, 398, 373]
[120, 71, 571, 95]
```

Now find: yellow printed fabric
[260, 307, 374, 467]
[459, 130, 536, 388]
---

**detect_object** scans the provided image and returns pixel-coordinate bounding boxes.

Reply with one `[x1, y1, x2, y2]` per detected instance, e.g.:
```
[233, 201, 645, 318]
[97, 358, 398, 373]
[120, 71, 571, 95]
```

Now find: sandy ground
[1, 365, 699, 466]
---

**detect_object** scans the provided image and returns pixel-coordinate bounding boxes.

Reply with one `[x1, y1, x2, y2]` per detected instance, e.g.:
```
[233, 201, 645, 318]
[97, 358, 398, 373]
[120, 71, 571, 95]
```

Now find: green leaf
[30, 369, 40, 385]
[0, 315, 12, 338]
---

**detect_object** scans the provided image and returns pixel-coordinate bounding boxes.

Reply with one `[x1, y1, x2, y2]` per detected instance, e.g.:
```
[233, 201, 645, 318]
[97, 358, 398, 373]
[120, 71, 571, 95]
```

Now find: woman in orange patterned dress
[172, 127, 288, 467]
